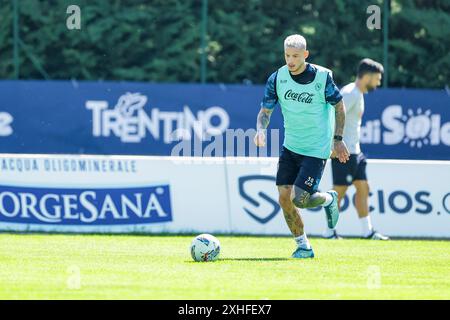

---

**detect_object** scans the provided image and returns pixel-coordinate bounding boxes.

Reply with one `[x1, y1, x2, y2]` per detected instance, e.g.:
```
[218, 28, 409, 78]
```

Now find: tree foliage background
[0, 0, 449, 88]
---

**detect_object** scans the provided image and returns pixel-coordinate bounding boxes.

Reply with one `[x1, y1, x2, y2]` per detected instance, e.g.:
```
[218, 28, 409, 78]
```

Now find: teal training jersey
[276, 64, 335, 159]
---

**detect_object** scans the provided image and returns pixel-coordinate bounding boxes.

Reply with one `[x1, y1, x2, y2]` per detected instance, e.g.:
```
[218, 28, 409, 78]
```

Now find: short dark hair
[357, 58, 384, 78]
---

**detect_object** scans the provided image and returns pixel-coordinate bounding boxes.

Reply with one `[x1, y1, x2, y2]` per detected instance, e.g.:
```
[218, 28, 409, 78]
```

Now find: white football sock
[323, 227, 335, 238]
[294, 233, 311, 249]
[360, 216, 373, 237]
[321, 192, 333, 207]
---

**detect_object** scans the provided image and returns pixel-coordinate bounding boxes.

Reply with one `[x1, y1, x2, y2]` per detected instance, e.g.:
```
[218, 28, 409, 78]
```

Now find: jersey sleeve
[324, 73, 343, 106]
[260, 71, 278, 110]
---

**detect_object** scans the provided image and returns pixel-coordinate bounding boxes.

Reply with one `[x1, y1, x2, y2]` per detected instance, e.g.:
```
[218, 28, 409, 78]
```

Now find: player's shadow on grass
[186, 258, 290, 263]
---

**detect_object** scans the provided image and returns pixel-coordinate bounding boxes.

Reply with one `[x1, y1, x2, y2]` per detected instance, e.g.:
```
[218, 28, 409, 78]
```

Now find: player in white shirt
[324, 58, 389, 240]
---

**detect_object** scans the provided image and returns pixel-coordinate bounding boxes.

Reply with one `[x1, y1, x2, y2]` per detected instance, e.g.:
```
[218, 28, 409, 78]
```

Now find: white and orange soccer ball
[190, 234, 221, 262]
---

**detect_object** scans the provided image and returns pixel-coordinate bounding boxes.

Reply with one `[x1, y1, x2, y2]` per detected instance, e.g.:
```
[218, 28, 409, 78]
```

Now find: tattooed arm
[255, 71, 278, 147]
[254, 107, 274, 147]
[257, 107, 274, 131]
[333, 99, 350, 163]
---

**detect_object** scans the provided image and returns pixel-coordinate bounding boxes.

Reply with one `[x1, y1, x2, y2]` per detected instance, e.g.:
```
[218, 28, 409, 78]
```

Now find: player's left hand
[333, 140, 350, 163]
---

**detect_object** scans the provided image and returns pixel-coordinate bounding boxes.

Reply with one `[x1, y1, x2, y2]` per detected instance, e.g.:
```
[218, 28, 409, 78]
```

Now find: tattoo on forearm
[256, 109, 273, 131]
[334, 100, 346, 136]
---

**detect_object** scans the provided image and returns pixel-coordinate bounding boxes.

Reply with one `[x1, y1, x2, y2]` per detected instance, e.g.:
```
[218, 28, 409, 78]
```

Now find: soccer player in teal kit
[254, 34, 349, 258]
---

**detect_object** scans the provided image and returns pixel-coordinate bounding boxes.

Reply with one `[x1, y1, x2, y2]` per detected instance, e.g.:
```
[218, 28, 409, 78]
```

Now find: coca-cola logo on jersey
[283, 90, 314, 103]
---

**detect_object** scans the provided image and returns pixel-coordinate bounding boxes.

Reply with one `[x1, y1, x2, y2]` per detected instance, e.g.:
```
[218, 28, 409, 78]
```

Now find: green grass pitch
[0, 233, 449, 299]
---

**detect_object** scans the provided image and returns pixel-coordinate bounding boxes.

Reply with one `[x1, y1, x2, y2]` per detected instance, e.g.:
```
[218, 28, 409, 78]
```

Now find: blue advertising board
[0, 80, 448, 159]
[0, 184, 173, 225]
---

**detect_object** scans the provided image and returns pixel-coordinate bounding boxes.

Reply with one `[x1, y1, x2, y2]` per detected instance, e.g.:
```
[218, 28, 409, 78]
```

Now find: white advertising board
[0, 154, 449, 238]
[0, 155, 230, 233]
[226, 158, 450, 238]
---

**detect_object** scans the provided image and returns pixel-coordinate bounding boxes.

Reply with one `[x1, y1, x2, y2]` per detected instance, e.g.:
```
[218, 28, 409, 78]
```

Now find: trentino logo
[86, 92, 230, 143]
[0, 184, 173, 225]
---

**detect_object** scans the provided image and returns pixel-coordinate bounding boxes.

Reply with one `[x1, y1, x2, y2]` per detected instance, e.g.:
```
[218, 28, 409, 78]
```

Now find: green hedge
[0, 0, 449, 88]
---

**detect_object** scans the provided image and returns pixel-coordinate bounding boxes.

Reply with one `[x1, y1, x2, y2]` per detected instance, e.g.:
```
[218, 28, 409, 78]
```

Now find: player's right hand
[254, 130, 266, 147]
[333, 140, 350, 163]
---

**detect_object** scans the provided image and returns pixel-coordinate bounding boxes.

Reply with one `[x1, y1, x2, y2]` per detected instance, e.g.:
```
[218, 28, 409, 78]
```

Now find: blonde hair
[284, 34, 307, 50]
